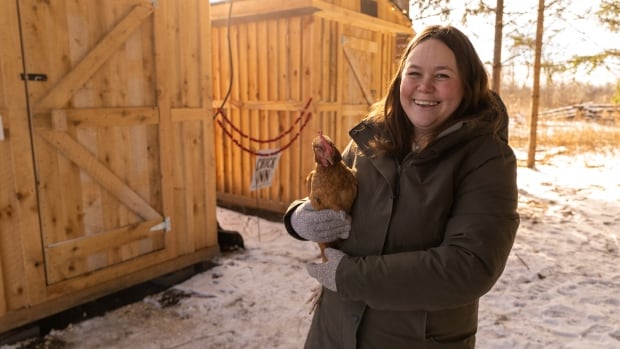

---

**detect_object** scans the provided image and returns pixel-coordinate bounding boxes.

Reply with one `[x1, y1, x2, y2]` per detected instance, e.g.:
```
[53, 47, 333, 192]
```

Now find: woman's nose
[417, 76, 434, 92]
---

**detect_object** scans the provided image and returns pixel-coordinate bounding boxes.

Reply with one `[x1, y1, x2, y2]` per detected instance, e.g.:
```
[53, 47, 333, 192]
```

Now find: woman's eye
[436, 73, 449, 79]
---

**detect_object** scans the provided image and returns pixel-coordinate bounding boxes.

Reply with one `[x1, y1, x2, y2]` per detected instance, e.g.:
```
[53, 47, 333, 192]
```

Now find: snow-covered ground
[4, 149, 619, 349]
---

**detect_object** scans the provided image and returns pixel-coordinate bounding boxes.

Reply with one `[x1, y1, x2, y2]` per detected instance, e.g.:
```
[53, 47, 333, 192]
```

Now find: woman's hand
[290, 201, 351, 243]
[307, 248, 346, 292]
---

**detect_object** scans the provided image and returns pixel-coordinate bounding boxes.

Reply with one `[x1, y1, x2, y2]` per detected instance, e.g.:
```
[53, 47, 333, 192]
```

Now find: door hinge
[150, 217, 171, 232]
[20, 73, 48, 81]
[0, 114, 5, 141]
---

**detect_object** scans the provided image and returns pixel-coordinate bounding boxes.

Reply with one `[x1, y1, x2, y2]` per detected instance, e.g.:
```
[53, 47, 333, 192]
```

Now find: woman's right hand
[290, 201, 351, 243]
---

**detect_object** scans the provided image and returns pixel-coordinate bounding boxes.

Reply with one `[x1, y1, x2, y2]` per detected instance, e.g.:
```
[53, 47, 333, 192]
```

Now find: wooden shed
[0, 0, 218, 333]
[210, 0, 414, 213]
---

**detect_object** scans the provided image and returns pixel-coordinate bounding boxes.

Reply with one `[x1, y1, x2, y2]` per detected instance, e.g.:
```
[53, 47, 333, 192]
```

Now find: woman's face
[399, 39, 464, 137]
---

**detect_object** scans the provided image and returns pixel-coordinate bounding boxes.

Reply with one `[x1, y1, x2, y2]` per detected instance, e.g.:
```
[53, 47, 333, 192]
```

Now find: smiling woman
[366, 25, 502, 158]
[400, 39, 464, 146]
[283, 25, 519, 349]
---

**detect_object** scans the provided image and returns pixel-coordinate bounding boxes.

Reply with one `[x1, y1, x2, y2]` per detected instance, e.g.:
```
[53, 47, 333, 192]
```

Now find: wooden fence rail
[539, 104, 620, 122]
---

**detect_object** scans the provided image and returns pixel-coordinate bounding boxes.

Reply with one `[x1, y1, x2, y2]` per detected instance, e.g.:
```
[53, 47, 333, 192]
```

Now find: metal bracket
[150, 216, 171, 232]
[20, 73, 48, 81]
[0, 115, 4, 141]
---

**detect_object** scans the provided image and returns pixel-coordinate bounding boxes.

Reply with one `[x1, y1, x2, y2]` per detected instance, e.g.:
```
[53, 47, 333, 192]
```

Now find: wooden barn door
[334, 32, 382, 150]
[341, 34, 381, 108]
[18, 1, 171, 284]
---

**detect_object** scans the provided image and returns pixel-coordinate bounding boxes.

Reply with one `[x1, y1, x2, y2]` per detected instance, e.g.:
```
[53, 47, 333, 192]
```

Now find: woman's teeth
[414, 100, 439, 106]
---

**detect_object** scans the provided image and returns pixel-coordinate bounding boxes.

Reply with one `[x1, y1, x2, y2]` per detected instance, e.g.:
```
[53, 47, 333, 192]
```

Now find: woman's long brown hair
[367, 25, 503, 160]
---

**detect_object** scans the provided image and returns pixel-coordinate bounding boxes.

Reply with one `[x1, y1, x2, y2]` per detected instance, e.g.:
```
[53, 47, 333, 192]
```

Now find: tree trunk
[492, 0, 504, 93]
[527, 0, 545, 169]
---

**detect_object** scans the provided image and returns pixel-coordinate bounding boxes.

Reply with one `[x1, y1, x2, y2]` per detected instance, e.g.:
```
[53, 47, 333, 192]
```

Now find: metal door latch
[20, 73, 48, 81]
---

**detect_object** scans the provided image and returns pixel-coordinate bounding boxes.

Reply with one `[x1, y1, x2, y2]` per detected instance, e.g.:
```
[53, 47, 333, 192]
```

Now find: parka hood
[349, 91, 511, 163]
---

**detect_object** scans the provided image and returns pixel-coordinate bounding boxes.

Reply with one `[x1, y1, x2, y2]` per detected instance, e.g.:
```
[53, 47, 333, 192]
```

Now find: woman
[283, 25, 519, 348]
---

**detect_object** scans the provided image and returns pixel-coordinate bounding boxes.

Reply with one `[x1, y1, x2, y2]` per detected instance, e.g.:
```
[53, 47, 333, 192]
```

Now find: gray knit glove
[306, 248, 346, 292]
[290, 201, 351, 243]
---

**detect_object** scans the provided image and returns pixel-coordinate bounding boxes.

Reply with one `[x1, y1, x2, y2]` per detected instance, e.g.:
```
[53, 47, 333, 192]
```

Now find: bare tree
[598, 0, 620, 31]
[409, 0, 454, 21]
[527, 0, 545, 169]
[492, 0, 504, 93]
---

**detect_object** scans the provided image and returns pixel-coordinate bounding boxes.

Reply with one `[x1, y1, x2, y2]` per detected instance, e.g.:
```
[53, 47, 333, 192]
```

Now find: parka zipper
[393, 162, 401, 199]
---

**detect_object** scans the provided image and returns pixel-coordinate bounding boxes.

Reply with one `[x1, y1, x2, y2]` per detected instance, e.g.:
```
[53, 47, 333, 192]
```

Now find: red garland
[215, 97, 313, 156]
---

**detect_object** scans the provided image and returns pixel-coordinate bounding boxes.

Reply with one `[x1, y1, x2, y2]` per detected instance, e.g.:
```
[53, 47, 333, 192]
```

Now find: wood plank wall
[211, 1, 412, 213]
[0, 0, 43, 316]
[211, 15, 313, 213]
[0, 0, 217, 333]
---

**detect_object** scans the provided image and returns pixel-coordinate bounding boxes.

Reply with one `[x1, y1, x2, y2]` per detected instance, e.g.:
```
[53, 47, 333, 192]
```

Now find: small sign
[250, 150, 281, 191]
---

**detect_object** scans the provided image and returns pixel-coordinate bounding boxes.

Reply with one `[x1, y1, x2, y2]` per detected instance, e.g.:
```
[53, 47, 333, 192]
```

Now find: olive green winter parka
[284, 107, 519, 349]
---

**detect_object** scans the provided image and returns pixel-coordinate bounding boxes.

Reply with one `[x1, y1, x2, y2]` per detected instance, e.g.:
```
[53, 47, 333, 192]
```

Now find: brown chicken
[306, 132, 357, 261]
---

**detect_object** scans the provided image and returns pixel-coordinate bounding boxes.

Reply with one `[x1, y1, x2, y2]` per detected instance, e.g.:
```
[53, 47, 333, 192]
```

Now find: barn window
[361, 0, 378, 17]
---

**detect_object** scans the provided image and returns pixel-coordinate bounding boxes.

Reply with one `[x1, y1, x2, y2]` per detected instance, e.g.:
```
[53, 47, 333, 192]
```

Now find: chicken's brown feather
[306, 133, 357, 262]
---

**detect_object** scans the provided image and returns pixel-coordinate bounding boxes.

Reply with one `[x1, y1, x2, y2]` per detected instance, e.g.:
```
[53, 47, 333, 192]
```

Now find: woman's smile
[400, 39, 464, 138]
